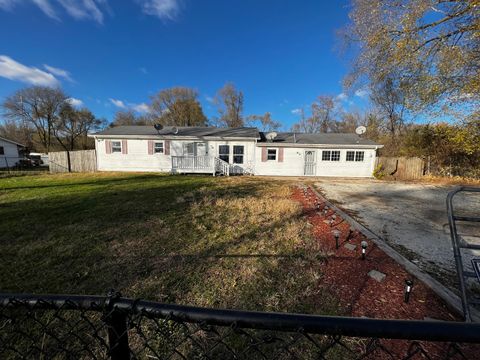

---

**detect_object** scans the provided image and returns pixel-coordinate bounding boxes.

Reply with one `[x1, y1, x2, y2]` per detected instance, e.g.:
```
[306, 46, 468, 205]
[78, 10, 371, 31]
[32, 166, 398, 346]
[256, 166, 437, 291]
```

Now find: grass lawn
[0, 173, 338, 315]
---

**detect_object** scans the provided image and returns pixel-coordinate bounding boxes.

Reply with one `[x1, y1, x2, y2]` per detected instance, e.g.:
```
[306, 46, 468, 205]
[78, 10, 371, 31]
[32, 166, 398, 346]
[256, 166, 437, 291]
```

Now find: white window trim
[154, 141, 164, 154]
[111, 141, 122, 153]
[346, 151, 355, 162]
[346, 150, 365, 162]
[218, 145, 230, 163]
[355, 151, 365, 162]
[322, 150, 340, 162]
[233, 145, 244, 164]
[267, 148, 277, 161]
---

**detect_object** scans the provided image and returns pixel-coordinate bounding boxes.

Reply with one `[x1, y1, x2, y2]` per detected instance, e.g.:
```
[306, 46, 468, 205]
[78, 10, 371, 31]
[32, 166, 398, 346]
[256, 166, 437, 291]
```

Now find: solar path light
[332, 229, 341, 249]
[404, 279, 414, 303]
[361, 241, 368, 260]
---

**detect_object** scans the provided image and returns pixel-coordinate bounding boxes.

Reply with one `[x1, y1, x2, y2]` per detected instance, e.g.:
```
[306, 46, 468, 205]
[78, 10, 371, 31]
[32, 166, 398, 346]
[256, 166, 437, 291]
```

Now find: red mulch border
[292, 185, 479, 358]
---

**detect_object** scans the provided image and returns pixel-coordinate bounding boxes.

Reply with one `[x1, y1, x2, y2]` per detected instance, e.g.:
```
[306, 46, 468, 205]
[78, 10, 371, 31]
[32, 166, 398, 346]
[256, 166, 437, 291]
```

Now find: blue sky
[0, 0, 368, 129]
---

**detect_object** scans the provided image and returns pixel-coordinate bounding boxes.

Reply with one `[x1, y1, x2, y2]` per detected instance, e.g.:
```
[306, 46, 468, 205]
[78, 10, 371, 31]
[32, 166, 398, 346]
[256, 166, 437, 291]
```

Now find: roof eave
[90, 134, 259, 141]
[256, 143, 382, 149]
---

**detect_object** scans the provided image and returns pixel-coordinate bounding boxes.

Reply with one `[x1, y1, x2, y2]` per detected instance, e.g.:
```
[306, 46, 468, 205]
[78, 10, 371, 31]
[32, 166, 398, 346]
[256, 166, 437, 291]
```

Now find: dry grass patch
[0, 173, 338, 315]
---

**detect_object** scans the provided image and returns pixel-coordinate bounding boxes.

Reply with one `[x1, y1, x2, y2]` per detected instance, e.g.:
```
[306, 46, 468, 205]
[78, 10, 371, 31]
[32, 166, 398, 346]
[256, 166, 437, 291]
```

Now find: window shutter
[122, 140, 128, 154]
[105, 140, 112, 154]
[278, 148, 284, 162]
[164, 140, 170, 155]
[261, 147, 267, 162]
[148, 140, 154, 155]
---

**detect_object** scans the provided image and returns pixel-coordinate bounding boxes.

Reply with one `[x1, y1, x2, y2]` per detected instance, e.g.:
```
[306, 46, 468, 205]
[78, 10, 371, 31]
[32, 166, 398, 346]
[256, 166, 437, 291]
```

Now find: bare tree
[214, 82, 244, 127]
[150, 87, 207, 126]
[370, 76, 408, 149]
[111, 109, 152, 127]
[291, 96, 338, 133]
[51, 103, 103, 171]
[0, 118, 34, 149]
[2, 86, 67, 152]
[248, 112, 281, 132]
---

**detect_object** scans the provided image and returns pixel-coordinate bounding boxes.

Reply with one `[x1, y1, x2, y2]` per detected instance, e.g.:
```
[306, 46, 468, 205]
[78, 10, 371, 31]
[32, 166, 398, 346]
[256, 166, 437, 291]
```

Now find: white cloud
[109, 98, 127, 108]
[139, 67, 148, 74]
[109, 98, 150, 113]
[336, 93, 348, 102]
[67, 97, 83, 107]
[0, 0, 108, 23]
[34, 0, 60, 19]
[132, 102, 150, 113]
[0, 55, 60, 86]
[354, 88, 369, 98]
[57, 0, 104, 24]
[138, 0, 182, 20]
[204, 95, 214, 103]
[43, 64, 73, 82]
[291, 108, 302, 115]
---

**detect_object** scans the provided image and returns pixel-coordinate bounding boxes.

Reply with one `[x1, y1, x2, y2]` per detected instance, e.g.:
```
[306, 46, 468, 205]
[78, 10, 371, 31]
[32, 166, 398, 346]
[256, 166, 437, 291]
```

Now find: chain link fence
[1, 293, 480, 359]
[0, 156, 48, 177]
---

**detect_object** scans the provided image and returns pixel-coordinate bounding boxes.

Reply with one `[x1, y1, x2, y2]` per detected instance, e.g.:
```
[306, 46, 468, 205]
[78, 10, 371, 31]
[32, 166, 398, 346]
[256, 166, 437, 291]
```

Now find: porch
[171, 156, 231, 176]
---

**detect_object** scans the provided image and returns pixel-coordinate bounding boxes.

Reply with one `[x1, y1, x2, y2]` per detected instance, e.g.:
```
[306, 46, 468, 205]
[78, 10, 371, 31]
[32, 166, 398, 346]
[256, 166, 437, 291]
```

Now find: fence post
[105, 291, 130, 360]
[4, 157, 10, 174]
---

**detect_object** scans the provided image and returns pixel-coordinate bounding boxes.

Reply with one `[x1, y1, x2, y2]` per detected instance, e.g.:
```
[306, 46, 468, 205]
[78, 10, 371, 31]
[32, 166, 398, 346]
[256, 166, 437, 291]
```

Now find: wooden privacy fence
[375, 157, 424, 180]
[49, 150, 96, 173]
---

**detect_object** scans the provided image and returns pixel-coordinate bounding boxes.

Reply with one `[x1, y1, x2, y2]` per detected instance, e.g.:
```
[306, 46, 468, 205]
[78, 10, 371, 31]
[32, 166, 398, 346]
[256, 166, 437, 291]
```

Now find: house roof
[0, 136, 25, 147]
[93, 126, 260, 139]
[259, 132, 381, 146]
[92, 125, 381, 147]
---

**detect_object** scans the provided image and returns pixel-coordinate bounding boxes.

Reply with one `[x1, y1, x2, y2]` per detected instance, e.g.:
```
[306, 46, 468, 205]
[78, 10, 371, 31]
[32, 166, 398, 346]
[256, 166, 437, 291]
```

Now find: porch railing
[171, 156, 213, 171]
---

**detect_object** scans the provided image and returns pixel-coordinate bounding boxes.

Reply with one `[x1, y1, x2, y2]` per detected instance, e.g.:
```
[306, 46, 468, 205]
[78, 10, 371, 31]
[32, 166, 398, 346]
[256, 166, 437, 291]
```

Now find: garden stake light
[347, 229, 354, 241]
[332, 229, 341, 249]
[404, 279, 414, 303]
[361, 241, 368, 260]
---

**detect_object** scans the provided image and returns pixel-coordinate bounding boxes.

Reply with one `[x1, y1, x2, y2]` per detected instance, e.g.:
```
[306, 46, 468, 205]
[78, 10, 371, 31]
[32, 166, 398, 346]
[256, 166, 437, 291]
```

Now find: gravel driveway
[315, 179, 480, 293]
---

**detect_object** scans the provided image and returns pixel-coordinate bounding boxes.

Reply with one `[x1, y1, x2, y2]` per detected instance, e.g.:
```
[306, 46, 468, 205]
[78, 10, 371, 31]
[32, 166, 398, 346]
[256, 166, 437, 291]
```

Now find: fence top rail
[1, 292, 480, 343]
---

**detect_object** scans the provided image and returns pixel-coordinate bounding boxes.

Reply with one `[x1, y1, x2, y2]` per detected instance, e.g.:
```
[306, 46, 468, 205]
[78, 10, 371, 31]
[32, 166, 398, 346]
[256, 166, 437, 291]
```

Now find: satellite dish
[265, 132, 277, 141]
[355, 126, 367, 135]
[154, 123, 163, 131]
[172, 126, 179, 135]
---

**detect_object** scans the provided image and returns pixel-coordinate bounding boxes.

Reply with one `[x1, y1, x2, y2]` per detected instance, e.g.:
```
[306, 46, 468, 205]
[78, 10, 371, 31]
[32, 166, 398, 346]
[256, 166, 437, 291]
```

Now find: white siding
[95, 138, 256, 173]
[0, 139, 22, 168]
[254, 147, 377, 177]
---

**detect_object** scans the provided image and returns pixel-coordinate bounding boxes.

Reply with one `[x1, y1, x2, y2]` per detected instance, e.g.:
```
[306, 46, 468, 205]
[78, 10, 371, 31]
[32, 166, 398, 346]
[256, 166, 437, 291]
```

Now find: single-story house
[90, 126, 383, 177]
[0, 136, 25, 169]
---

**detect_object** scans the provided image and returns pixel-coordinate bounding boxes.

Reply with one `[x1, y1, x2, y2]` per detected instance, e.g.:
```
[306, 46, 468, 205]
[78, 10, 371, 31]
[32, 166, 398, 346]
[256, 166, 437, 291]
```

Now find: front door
[304, 150, 316, 176]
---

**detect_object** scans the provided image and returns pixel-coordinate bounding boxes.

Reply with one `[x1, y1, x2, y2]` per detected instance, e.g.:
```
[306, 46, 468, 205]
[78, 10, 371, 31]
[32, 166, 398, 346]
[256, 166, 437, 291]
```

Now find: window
[322, 151, 331, 161]
[322, 150, 340, 161]
[346, 151, 365, 162]
[355, 151, 365, 162]
[219, 145, 230, 162]
[331, 151, 340, 161]
[0, 146, 4, 155]
[346, 151, 355, 161]
[111, 141, 122, 153]
[183, 142, 195, 156]
[233, 145, 244, 164]
[267, 148, 277, 161]
[154, 142, 164, 154]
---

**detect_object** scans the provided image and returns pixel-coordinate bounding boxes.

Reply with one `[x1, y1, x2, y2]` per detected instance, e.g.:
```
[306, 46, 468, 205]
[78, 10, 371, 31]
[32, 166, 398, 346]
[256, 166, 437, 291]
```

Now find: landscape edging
[308, 184, 480, 322]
